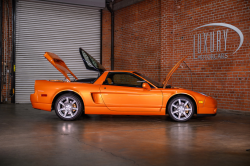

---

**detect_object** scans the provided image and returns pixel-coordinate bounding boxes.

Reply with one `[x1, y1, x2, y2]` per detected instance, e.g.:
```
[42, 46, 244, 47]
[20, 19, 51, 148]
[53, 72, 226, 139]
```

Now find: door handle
[104, 87, 106, 89]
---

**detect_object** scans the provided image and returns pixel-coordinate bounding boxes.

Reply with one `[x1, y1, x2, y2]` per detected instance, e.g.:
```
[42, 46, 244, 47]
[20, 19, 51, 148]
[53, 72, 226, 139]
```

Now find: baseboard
[218, 109, 250, 116]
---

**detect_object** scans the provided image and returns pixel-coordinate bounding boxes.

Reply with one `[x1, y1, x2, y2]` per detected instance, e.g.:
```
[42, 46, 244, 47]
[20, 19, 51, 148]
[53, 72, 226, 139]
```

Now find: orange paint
[30, 50, 217, 118]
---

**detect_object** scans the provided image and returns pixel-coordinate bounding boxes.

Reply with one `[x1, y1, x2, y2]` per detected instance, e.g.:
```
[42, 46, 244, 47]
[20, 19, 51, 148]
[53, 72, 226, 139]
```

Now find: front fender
[162, 88, 207, 114]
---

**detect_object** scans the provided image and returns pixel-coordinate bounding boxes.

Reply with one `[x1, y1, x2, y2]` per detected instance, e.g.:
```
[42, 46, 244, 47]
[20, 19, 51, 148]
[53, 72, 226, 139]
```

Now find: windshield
[134, 72, 163, 88]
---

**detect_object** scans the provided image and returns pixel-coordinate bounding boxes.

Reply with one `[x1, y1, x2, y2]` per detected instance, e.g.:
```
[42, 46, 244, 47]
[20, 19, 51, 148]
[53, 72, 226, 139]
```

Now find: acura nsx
[30, 48, 217, 122]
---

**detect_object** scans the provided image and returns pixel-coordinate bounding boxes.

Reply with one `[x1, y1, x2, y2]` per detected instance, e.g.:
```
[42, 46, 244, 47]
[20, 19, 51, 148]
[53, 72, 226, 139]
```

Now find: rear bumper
[30, 94, 51, 112]
[30, 93, 37, 103]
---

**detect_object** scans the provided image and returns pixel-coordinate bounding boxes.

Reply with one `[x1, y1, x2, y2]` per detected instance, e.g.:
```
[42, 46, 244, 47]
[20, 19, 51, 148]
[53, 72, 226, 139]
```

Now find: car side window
[103, 73, 145, 87]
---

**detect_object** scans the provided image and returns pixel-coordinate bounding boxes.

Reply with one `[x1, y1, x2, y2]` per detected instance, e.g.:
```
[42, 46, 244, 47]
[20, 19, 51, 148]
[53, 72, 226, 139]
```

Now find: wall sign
[192, 23, 244, 60]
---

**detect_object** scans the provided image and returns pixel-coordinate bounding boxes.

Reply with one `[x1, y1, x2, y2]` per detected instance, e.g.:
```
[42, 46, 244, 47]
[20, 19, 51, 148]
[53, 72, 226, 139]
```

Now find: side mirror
[142, 83, 151, 90]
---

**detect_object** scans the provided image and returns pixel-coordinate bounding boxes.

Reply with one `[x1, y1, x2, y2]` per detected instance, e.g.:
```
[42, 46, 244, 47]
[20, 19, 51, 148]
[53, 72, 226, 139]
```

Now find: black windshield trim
[133, 72, 163, 88]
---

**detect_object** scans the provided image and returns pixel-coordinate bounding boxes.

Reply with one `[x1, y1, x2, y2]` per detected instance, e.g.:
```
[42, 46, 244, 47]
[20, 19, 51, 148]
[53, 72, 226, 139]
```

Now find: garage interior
[1, 0, 250, 165]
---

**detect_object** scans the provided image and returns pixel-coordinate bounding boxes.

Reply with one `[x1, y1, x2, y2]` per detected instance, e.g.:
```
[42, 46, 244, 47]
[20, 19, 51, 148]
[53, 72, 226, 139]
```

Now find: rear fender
[51, 90, 84, 111]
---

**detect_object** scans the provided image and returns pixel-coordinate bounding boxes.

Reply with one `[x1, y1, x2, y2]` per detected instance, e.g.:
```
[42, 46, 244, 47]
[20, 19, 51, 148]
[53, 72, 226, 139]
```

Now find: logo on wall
[192, 23, 244, 60]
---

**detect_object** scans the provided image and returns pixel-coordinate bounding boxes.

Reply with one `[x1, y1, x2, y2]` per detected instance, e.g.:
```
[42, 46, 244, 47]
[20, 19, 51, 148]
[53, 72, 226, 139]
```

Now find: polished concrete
[0, 104, 250, 166]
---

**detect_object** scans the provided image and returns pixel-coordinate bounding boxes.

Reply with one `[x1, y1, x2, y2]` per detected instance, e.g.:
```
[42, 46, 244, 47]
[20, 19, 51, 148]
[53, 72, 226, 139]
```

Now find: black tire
[55, 93, 83, 121]
[167, 96, 195, 122]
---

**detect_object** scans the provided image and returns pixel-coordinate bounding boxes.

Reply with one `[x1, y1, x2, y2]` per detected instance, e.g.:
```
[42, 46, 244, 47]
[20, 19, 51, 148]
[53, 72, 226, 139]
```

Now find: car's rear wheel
[168, 96, 194, 122]
[55, 93, 83, 121]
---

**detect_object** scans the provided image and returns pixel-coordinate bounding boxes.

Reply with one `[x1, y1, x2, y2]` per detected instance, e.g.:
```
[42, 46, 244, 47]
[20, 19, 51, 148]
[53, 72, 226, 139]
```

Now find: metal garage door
[16, 0, 101, 103]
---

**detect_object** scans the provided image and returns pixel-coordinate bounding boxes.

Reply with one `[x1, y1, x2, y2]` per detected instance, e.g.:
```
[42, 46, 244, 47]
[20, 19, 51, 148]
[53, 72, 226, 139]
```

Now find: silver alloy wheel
[170, 98, 193, 121]
[57, 96, 79, 119]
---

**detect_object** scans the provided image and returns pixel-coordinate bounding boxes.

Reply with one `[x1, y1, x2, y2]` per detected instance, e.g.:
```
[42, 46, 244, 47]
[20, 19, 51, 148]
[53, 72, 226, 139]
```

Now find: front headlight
[199, 92, 208, 97]
[194, 91, 209, 97]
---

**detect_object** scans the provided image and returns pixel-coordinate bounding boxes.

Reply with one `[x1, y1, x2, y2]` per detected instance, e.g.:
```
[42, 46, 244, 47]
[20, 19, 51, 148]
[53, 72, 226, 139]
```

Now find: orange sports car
[30, 48, 217, 122]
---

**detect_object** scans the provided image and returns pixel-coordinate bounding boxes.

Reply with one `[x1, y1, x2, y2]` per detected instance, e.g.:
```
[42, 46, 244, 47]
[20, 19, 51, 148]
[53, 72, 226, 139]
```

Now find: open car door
[79, 48, 106, 74]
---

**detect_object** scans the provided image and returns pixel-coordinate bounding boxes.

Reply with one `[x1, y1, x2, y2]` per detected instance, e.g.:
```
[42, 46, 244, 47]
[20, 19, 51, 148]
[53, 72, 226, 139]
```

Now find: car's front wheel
[167, 96, 195, 122]
[55, 93, 83, 121]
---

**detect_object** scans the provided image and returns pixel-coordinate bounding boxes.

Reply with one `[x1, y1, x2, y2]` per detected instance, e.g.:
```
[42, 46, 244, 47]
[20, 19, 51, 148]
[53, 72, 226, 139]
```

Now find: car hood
[44, 48, 106, 82]
[163, 54, 188, 89]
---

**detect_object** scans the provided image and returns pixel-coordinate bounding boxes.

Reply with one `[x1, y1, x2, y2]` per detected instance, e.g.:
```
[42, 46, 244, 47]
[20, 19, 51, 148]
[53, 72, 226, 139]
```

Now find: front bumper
[197, 96, 217, 115]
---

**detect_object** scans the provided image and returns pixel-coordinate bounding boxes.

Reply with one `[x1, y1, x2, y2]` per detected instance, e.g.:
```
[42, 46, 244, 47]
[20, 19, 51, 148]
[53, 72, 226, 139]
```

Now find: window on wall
[103, 73, 145, 87]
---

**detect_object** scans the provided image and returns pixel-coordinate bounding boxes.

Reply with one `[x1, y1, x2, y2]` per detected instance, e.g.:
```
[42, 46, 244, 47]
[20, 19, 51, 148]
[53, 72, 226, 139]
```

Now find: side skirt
[85, 106, 166, 115]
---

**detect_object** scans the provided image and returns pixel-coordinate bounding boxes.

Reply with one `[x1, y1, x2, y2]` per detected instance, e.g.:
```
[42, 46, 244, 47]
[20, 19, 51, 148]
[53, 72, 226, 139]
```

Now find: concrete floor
[0, 104, 250, 166]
